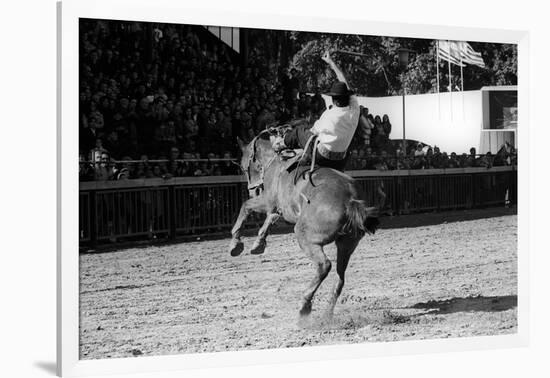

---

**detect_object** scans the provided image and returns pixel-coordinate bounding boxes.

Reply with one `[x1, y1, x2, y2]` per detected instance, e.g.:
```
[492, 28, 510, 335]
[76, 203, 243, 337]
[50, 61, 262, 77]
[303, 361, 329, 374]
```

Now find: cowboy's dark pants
[283, 124, 348, 171]
[283, 124, 313, 149]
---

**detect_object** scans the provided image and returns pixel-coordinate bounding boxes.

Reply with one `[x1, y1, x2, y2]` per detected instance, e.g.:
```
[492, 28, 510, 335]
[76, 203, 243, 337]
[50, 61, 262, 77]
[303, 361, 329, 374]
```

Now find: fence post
[512, 168, 518, 204]
[436, 174, 441, 211]
[390, 176, 395, 215]
[168, 186, 176, 240]
[89, 190, 97, 245]
[471, 173, 476, 208]
[394, 175, 400, 215]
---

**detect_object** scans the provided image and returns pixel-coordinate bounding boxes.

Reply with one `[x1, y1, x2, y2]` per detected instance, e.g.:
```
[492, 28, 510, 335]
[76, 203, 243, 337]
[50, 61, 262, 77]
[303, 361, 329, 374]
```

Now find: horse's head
[237, 133, 276, 198]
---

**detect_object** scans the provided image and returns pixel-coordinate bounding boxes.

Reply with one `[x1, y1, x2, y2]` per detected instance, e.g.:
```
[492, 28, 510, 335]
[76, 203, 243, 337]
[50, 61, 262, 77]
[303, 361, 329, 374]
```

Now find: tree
[290, 33, 406, 96]
[284, 32, 517, 96]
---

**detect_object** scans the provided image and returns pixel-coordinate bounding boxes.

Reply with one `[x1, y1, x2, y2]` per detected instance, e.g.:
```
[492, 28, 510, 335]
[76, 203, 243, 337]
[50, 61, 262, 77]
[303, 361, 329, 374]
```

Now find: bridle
[242, 131, 276, 196]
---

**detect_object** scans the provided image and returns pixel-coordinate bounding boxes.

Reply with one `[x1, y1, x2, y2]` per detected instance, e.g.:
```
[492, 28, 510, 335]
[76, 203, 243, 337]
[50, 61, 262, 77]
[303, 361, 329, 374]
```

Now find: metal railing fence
[79, 167, 516, 245]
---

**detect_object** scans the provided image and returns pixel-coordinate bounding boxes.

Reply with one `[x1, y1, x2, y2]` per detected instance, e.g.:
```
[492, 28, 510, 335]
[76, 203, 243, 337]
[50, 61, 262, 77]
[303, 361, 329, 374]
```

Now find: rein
[245, 130, 276, 193]
[293, 134, 318, 185]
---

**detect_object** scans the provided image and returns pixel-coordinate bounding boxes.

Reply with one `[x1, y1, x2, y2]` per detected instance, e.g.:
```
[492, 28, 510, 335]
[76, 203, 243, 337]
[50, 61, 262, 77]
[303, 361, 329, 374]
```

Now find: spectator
[219, 151, 240, 175]
[479, 152, 493, 169]
[374, 150, 389, 171]
[464, 147, 479, 167]
[346, 149, 361, 170]
[414, 143, 425, 157]
[425, 147, 435, 169]
[183, 107, 199, 142]
[88, 102, 105, 131]
[357, 107, 373, 147]
[116, 157, 131, 180]
[459, 153, 469, 168]
[364, 146, 377, 169]
[386, 152, 399, 170]
[431, 146, 442, 168]
[372, 115, 389, 151]
[411, 151, 426, 169]
[439, 152, 450, 169]
[94, 152, 115, 181]
[448, 152, 460, 168]
[381, 114, 392, 137]
[79, 153, 94, 181]
[152, 164, 163, 178]
[396, 149, 412, 170]
[240, 112, 254, 142]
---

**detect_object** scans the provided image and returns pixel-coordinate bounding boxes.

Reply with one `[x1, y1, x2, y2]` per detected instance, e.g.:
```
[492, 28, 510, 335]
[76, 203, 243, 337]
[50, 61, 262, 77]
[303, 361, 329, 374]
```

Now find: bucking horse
[229, 125, 380, 319]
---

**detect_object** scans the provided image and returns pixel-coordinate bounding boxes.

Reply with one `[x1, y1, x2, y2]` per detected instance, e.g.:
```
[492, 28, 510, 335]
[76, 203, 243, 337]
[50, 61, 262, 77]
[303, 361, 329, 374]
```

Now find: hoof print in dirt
[382, 310, 410, 325]
[131, 349, 143, 356]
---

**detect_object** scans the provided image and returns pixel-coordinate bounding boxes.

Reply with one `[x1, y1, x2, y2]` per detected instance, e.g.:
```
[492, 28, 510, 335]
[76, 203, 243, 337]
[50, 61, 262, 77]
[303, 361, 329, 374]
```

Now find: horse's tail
[342, 199, 380, 237]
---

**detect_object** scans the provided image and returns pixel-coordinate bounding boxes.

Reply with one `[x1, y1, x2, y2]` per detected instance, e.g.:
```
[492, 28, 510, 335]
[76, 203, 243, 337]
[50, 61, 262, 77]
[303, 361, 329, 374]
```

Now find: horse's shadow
[300, 295, 518, 330]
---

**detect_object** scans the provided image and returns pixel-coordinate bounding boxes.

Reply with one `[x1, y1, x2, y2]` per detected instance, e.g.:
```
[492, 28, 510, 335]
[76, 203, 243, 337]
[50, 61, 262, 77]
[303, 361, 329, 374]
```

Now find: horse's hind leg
[325, 234, 360, 319]
[250, 212, 280, 255]
[296, 230, 331, 317]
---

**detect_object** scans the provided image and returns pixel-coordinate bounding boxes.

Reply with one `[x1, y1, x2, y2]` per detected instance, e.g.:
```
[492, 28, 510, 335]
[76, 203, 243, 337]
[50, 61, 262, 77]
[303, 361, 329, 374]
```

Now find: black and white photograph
[76, 16, 519, 360]
[11, 0, 550, 376]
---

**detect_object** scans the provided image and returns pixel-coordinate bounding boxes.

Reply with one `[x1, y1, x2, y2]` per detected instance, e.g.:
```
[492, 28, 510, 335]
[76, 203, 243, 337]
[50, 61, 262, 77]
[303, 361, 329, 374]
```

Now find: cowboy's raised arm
[321, 51, 350, 88]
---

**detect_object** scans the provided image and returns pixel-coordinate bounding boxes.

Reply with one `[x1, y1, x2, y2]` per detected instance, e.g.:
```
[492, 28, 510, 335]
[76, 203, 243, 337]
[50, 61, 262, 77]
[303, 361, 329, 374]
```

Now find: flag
[437, 40, 485, 68]
[457, 41, 485, 68]
[438, 40, 464, 67]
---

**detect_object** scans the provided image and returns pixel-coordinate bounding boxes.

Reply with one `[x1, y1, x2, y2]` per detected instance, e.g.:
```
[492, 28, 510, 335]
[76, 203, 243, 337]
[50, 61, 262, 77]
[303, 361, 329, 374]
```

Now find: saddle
[280, 149, 304, 172]
[267, 122, 308, 170]
[279, 138, 319, 187]
[267, 121, 321, 181]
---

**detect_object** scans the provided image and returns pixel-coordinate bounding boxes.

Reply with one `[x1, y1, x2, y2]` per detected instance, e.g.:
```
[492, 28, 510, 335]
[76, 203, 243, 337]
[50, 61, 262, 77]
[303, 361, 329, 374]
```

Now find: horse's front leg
[229, 196, 265, 256]
[250, 212, 280, 255]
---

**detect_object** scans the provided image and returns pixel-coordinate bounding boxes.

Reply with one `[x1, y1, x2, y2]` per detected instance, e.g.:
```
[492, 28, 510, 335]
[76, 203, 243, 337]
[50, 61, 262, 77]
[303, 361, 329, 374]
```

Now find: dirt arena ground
[79, 209, 517, 359]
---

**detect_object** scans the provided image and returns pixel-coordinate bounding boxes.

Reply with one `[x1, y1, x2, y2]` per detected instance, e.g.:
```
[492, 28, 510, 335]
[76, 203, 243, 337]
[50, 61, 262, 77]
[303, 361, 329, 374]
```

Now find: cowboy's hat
[325, 81, 354, 96]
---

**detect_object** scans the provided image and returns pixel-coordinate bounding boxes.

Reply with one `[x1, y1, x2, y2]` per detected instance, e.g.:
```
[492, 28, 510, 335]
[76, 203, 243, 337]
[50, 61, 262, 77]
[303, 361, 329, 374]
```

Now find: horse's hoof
[229, 240, 244, 257]
[299, 301, 312, 317]
[250, 239, 266, 255]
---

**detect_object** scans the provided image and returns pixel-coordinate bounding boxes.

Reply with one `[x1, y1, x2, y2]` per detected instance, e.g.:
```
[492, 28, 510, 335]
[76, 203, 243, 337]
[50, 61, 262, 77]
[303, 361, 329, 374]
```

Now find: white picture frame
[58, 0, 530, 376]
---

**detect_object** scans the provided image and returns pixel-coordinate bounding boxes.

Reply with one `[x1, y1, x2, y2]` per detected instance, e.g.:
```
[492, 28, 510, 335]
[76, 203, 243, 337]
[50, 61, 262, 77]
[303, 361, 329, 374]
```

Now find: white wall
[324, 90, 483, 153]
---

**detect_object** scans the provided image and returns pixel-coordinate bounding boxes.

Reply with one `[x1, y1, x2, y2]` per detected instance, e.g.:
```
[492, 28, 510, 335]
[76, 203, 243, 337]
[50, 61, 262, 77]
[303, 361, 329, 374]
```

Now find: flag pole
[460, 46, 465, 120]
[436, 40, 440, 119]
[448, 41, 452, 121]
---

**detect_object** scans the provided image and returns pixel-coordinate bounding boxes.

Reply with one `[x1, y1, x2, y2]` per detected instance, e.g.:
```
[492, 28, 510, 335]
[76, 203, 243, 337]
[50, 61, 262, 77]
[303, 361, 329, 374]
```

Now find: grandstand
[79, 19, 517, 182]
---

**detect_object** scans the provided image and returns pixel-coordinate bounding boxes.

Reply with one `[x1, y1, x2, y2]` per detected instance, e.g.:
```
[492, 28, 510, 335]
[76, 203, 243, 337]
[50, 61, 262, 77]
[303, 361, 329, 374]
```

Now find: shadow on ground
[302, 295, 518, 330]
[410, 295, 517, 315]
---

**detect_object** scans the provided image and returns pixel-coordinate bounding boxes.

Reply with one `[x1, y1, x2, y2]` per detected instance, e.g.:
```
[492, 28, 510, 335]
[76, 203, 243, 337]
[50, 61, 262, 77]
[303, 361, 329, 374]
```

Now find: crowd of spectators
[345, 107, 517, 171]
[79, 19, 329, 181]
[79, 20, 516, 182]
[344, 145, 517, 171]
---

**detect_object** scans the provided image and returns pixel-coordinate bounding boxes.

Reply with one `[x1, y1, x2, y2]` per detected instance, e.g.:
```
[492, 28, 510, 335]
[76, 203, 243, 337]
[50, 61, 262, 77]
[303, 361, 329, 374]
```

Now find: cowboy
[271, 50, 360, 171]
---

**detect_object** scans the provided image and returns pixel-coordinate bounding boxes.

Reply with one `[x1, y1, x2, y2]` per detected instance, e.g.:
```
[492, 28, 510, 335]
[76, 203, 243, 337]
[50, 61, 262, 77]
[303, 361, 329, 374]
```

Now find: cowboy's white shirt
[310, 95, 360, 153]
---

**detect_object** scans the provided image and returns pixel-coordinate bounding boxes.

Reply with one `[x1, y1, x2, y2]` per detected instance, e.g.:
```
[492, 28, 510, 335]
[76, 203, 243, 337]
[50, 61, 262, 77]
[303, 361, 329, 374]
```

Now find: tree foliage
[280, 32, 517, 96]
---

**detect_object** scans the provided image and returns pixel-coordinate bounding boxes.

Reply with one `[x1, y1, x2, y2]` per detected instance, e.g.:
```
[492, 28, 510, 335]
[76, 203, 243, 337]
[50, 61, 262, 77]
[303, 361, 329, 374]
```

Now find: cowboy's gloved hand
[270, 135, 287, 152]
[321, 50, 332, 63]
